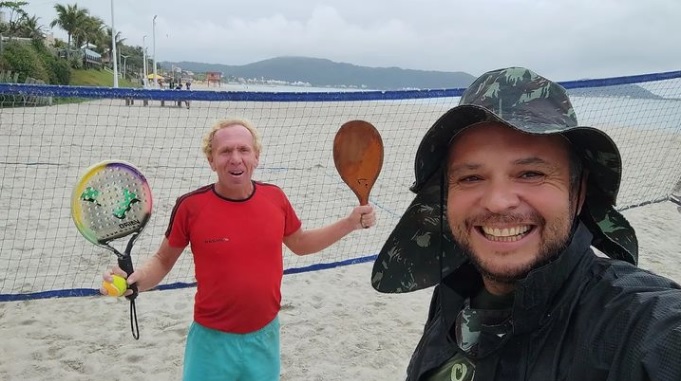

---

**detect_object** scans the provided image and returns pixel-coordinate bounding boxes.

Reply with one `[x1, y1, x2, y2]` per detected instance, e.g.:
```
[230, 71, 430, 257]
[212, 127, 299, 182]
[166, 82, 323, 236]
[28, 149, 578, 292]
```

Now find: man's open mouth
[477, 225, 534, 242]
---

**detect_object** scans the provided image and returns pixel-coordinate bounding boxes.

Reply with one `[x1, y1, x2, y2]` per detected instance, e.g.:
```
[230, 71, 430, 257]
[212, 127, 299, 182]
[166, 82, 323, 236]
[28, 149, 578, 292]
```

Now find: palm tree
[103, 27, 125, 69]
[0, 1, 28, 36]
[75, 15, 105, 67]
[17, 14, 43, 39]
[49, 3, 88, 58]
[73, 15, 104, 49]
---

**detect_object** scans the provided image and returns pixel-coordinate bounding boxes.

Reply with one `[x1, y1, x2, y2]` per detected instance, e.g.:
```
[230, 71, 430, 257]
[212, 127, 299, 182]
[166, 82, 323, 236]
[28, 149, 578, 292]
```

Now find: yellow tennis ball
[102, 274, 128, 297]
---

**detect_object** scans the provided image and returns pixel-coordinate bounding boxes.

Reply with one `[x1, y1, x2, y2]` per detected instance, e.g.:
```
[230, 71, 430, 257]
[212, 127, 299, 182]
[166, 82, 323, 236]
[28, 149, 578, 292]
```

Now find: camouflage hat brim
[371, 167, 462, 293]
[371, 104, 638, 294]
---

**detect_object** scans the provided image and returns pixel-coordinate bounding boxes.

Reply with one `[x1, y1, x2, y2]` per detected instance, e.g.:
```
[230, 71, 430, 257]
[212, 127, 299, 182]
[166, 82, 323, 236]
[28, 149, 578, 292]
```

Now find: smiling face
[207, 124, 260, 199]
[446, 122, 582, 291]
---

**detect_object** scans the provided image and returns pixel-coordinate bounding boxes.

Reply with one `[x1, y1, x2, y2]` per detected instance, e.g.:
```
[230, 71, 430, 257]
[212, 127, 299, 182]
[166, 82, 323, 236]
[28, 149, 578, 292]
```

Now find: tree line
[0, 1, 146, 85]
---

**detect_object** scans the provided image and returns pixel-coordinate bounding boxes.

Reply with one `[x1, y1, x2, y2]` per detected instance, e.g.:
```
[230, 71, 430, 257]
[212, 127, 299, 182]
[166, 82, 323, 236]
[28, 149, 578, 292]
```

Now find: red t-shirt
[165, 182, 302, 333]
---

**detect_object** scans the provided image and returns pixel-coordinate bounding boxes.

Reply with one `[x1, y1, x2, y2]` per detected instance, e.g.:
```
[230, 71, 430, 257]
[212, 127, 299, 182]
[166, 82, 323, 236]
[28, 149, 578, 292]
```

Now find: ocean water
[570, 96, 681, 131]
[200, 82, 373, 93]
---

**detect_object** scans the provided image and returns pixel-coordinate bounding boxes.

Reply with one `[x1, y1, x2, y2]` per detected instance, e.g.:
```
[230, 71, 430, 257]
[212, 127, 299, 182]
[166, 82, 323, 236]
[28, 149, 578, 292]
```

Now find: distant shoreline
[191, 81, 377, 93]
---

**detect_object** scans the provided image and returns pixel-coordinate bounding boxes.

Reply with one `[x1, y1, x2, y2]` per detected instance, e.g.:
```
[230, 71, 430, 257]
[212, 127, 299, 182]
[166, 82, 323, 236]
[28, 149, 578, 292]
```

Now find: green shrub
[0, 40, 73, 85]
[28, 40, 71, 85]
[0, 41, 49, 83]
[47, 57, 71, 84]
[69, 56, 83, 70]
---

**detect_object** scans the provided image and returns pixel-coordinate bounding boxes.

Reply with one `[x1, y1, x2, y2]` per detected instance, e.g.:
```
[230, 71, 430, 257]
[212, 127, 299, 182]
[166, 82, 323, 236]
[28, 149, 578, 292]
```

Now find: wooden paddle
[333, 120, 384, 205]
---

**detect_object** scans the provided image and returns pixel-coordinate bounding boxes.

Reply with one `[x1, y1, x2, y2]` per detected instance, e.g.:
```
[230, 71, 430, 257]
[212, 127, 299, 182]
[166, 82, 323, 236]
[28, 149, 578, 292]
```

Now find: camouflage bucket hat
[372, 67, 638, 293]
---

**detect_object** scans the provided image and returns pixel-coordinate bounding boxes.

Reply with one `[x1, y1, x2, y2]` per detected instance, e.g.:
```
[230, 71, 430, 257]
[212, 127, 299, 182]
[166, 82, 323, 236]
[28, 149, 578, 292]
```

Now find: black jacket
[407, 223, 681, 380]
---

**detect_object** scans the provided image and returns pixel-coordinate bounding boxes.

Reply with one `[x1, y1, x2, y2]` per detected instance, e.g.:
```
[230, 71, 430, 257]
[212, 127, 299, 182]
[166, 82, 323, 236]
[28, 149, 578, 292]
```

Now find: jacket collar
[511, 222, 594, 334]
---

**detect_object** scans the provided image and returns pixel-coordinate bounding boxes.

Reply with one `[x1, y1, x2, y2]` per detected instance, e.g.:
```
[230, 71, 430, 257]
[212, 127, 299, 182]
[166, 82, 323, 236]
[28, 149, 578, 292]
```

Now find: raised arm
[284, 204, 376, 255]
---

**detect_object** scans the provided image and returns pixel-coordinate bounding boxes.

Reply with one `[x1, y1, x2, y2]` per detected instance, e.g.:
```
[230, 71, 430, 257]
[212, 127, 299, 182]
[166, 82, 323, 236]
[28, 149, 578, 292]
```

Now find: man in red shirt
[103, 118, 376, 380]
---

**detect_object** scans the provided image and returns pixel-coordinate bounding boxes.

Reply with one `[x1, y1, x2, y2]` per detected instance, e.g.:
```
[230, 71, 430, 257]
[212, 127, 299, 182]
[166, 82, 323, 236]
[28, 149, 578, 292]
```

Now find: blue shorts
[183, 316, 280, 381]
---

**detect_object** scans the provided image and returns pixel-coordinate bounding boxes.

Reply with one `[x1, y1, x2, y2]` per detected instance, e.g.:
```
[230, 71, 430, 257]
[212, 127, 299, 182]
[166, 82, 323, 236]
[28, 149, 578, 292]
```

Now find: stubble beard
[452, 211, 573, 285]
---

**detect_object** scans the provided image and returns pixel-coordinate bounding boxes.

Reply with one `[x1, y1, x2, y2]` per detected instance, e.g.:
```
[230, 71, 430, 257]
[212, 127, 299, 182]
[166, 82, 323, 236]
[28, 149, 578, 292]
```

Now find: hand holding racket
[71, 160, 153, 340]
[333, 120, 384, 227]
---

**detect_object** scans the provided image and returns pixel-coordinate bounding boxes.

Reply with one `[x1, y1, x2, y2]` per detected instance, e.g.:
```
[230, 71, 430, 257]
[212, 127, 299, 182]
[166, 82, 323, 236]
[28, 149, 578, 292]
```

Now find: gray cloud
[21, 0, 681, 80]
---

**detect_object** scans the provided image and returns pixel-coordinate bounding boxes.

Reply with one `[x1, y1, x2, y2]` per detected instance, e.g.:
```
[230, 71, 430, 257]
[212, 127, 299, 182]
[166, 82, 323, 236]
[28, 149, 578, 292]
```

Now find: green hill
[162, 56, 476, 90]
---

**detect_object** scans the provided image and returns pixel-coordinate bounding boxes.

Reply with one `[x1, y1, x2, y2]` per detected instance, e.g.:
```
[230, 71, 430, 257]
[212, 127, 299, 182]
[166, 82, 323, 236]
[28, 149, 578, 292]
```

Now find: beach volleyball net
[1, 70, 680, 300]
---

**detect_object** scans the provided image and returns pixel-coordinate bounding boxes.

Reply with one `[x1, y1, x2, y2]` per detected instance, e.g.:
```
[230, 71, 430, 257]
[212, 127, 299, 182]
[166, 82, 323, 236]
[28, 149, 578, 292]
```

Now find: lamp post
[152, 15, 158, 88]
[142, 35, 148, 88]
[120, 54, 129, 79]
[110, 0, 119, 87]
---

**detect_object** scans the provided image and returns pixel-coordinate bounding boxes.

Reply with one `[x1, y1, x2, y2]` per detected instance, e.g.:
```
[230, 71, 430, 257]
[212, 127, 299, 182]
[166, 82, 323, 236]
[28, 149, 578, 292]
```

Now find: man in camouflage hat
[372, 67, 681, 380]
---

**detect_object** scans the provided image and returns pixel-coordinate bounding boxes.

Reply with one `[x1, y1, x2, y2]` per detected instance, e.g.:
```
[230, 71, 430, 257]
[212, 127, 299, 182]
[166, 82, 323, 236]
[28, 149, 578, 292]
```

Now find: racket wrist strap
[118, 256, 141, 340]
[130, 300, 140, 340]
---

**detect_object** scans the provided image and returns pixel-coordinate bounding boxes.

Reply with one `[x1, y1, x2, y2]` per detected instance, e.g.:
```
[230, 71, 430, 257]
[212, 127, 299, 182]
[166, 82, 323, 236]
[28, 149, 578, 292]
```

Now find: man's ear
[576, 170, 589, 214]
[207, 155, 216, 171]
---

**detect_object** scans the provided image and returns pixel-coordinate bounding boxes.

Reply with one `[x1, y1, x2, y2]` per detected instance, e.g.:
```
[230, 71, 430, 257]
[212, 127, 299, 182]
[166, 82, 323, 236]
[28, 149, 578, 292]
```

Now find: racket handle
[118, 256, 139, 301]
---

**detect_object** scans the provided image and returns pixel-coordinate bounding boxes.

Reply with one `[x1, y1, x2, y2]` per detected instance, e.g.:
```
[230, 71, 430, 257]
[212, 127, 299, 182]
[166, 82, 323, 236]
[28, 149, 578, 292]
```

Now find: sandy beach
[0, 87, 680, 380]
[0, 201, 680, 381]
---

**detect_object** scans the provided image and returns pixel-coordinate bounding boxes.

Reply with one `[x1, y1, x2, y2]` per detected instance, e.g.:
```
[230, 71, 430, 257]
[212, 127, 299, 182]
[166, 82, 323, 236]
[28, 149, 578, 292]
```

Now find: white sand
[0, 202, 680, 381]
[0, 90, 680, 380]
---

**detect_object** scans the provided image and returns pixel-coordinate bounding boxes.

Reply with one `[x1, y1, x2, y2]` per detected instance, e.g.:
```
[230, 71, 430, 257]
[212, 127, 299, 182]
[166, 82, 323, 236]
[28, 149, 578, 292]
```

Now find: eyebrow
[448, 163, 481, 176]
[513, 156, 554, 167]
[448, 156, 558, 175]
[220, 143, 251, 150]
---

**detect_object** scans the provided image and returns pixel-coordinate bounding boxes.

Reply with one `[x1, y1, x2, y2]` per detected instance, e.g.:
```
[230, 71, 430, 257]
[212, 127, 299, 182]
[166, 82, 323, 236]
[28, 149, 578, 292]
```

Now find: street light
[152, 15, 158, 88]
[120, 54, 129, 78]
[142, 35, 148, 88]
[110, 0, 119, 88]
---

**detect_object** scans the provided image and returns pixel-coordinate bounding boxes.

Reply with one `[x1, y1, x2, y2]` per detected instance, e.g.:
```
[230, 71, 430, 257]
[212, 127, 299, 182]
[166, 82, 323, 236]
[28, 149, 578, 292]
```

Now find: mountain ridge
[161, 56, 477, 90]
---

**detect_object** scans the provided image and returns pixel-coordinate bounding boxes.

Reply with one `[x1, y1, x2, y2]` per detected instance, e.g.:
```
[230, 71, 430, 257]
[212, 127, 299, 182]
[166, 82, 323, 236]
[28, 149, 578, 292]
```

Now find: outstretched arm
[284, 204, 376, 256]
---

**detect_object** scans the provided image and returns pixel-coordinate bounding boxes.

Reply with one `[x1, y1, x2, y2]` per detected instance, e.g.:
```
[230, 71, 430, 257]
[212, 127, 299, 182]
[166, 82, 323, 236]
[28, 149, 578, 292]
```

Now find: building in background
[206, 72, 222, 87]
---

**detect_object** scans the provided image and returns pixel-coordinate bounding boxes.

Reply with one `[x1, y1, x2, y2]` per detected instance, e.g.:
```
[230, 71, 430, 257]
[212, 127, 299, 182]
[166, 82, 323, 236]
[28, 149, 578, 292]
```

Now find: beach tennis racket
[71, 160, 153, 339]
[333, 120, 384, 206]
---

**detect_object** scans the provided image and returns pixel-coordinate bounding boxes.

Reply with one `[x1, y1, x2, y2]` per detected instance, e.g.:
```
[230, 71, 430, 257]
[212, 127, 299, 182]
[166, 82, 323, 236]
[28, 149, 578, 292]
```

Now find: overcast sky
[15, 0, 681, 81]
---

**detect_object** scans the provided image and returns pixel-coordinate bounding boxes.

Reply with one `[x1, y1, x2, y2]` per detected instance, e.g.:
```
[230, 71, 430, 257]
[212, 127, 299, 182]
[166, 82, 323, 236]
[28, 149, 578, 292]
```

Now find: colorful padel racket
[333, 120, 384, 206]
[71, 160, 153, 339]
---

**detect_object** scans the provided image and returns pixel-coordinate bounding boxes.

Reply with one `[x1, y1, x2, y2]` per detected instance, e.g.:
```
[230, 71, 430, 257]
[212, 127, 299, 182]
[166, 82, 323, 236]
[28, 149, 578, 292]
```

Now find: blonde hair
[202, 118, 262, 158]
